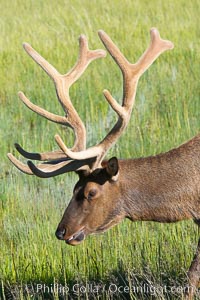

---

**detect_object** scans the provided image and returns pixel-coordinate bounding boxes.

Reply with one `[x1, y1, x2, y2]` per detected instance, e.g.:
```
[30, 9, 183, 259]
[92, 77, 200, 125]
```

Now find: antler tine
[18, 91, 72, 127]
[7, 152, 92, 176]
[56, 28, 174, 170]
[7, 153, 33, 175]
[64, 34, 107, 86]
[134, 28, 174, 77]
[54, 134, 102, 161]
[14, 143, 66, 161]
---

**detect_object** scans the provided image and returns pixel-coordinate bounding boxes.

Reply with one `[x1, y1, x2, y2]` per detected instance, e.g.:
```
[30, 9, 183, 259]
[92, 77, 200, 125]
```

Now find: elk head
[7, 29, 173, 245]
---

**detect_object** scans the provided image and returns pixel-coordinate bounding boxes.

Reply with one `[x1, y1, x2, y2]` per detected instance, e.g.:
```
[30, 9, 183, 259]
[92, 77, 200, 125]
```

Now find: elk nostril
[55, 228, 66, 240]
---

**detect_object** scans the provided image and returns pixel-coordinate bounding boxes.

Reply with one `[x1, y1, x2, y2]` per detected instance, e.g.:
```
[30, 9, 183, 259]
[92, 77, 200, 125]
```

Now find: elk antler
[55, 28, 174, 170]
[7, 35, 106, 175]
[8, 28, 173, 177]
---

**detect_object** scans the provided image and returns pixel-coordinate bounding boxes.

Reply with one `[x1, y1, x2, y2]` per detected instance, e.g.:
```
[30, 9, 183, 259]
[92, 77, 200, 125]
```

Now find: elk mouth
[65, 229, 85, 246]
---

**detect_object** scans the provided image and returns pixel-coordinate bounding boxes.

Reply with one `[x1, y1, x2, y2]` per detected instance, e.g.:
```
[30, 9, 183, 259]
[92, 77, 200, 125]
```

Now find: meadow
[1, 0, 200, 299]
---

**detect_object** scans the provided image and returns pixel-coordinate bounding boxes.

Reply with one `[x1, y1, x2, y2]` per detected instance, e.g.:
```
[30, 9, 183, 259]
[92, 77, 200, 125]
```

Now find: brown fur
[56, 134, 200, 299]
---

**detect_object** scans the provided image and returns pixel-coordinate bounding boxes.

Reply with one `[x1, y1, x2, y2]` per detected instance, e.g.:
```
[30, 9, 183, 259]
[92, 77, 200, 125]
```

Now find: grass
[1, 0, 200, 299]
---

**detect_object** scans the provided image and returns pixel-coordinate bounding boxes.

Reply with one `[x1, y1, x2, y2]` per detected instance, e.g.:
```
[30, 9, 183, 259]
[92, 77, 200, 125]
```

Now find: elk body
[7, 29, 200, 299]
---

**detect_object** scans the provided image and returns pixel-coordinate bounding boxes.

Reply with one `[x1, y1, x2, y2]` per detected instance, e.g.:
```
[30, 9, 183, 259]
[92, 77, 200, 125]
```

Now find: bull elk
[7, 28, 200, 299]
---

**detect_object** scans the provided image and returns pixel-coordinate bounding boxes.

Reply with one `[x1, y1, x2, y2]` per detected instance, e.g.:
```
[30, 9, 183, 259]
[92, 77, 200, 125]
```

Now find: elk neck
[117, 134, 200, 223]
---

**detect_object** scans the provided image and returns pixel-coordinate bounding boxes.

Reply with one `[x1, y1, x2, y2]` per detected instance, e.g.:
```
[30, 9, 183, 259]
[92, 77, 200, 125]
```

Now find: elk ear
[106, 157, 119, 180]
[76, 169, 90, 179]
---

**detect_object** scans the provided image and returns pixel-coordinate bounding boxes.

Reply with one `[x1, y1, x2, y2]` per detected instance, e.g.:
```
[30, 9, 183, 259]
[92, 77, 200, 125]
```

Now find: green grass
[1, 0, 200, 299]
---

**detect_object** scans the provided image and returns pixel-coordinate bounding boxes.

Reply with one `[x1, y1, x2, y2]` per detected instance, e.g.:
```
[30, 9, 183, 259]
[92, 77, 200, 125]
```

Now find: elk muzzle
[55, 225, 85, 246]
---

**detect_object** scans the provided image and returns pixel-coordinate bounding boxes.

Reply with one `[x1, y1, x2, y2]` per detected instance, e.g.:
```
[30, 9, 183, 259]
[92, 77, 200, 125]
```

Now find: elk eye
[87, 188, 97, 200]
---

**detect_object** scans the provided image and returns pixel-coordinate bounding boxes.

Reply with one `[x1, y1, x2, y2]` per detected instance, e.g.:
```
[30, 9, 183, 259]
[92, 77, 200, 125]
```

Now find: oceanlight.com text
[35, 283, 199, 296]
